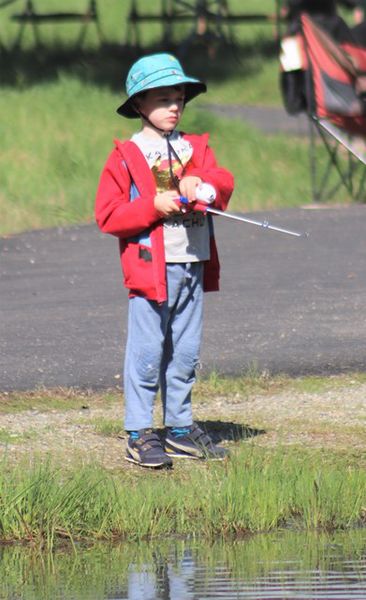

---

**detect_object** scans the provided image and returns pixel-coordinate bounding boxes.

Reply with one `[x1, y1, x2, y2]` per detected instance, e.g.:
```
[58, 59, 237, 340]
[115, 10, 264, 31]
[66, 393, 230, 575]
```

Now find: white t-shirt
[131, 130, 210, 263]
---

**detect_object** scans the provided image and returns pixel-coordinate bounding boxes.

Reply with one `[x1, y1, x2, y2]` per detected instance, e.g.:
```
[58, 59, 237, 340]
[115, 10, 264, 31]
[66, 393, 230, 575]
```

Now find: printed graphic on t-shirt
[151, 144, 191, 193]
[131, 131, 210, 262]
[166, 211, 206, 229]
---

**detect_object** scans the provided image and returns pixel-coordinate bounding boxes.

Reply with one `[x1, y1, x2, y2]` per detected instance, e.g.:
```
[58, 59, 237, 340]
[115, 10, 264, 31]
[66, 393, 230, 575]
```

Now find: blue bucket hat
[117, 53, 207, 118]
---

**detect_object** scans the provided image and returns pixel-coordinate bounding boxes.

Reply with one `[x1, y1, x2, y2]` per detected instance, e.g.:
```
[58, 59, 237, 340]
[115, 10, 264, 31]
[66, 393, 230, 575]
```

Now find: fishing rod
[179, 193, 308, 239]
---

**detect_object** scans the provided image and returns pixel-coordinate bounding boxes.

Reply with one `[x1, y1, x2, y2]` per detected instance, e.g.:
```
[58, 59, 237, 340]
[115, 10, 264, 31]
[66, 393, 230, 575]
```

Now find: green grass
[3, 0, 347, 236]
[0, 428, 38, 444]
[1, 374, 366, 548]
[195, 370, 366, 401]
[0, 88, 316, 236]
[2, 0, 357, 237]
[0, 447, 365, 548]
[0, 388, 119, 414]
[90, 417, 122, 437]
[1, 372, 365, 413]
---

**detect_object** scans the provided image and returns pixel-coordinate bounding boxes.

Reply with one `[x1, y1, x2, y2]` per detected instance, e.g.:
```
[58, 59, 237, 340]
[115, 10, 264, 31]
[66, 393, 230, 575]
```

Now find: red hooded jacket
[95, 133, 234, 303]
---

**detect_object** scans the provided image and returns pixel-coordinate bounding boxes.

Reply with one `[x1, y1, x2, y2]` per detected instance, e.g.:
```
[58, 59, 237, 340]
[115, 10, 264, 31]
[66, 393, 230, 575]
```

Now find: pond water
[1, 529, 366, 599]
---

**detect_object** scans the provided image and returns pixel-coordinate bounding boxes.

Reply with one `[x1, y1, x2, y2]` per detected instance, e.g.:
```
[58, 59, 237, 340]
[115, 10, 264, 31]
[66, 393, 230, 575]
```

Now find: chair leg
[308, 118, 320, 202]
[126, 0, 141, 48]
[161, 0, 174, 46]
[309, 118, 344, 202]
[92, 0, 103, 43]
[309, 117, 366, 203]
[12, 0, 42, 50]
[75, 0, 103, 49]
[356, 171, 366, 201]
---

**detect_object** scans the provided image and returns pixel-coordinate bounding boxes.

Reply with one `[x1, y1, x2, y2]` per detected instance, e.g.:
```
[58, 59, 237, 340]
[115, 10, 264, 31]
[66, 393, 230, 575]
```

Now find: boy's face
[134, 85, 185, 131]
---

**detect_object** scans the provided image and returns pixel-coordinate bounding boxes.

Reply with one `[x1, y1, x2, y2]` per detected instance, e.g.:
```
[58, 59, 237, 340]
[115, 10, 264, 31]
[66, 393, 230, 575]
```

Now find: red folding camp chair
[280, 13, 366, 202]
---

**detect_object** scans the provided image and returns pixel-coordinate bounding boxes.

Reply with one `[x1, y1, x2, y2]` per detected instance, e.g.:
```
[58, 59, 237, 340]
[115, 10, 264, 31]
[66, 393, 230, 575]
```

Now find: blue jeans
[124, 262, 203, 431]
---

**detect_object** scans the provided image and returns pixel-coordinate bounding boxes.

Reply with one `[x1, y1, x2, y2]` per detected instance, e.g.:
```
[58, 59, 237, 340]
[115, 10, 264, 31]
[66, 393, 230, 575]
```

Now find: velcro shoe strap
[189, 424, 212, 447]
[135, 433, 162, 451]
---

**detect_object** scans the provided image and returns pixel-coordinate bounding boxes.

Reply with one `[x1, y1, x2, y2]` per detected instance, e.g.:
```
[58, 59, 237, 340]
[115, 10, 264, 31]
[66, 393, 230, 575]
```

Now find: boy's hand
[154, 190, 181, 217]
[179, 176, 202, 203]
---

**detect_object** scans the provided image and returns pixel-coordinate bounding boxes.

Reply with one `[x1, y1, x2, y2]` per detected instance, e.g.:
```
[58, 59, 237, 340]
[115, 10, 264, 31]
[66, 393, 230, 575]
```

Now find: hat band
[128, 67, 191, 96]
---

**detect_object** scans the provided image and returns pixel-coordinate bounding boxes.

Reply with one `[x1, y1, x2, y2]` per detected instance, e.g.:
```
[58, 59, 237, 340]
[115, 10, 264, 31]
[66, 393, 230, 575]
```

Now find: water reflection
[1, 530, 366, 599]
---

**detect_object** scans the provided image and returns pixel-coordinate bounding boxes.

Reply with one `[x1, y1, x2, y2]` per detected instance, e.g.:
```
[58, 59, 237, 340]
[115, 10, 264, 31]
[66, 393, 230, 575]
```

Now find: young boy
[95, 53, 234, 468]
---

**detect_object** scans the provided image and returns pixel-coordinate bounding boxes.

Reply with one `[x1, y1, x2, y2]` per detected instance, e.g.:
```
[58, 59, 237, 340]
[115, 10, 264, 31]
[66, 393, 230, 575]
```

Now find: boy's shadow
[196, 420, 265, 443]
[156, 421, 265, 443]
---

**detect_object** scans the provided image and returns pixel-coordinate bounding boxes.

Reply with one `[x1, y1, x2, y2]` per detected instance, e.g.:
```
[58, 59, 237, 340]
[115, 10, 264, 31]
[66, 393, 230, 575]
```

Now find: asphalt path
[1, 204, 366, 392]
[200, 104, 309, 136]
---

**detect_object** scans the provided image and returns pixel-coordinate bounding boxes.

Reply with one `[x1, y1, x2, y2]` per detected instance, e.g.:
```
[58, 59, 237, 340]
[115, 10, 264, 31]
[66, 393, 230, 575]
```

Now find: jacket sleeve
[185, 134, 234, 210]
[184, 141, 234, 211]
[95, 150, 161, 238]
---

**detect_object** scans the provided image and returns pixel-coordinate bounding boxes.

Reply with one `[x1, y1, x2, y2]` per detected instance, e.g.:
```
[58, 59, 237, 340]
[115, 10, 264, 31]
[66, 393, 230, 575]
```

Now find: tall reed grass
[0, 447, 365, 548]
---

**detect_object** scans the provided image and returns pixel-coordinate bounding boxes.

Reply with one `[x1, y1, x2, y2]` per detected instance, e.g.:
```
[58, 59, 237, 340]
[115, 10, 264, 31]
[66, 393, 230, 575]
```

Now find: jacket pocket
[122, 243, 155, 296]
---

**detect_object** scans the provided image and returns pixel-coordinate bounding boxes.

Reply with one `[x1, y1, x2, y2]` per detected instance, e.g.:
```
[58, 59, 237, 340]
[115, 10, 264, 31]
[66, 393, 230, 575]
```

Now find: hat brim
[116, 80, 207, 118]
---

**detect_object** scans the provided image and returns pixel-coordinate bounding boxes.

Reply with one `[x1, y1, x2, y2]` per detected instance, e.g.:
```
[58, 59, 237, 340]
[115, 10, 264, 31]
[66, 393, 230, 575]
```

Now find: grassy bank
[0, 448, 365, 548]
[1, 373, 366, 548]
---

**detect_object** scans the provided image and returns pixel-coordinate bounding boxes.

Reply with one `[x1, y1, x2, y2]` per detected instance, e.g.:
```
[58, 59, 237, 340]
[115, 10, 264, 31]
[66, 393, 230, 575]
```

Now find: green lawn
[0, 0, 351, 235]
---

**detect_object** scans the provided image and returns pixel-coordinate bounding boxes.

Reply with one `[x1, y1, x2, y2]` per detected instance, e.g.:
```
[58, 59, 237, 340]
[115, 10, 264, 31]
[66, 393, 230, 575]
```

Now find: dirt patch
[1, 380, 366, 469]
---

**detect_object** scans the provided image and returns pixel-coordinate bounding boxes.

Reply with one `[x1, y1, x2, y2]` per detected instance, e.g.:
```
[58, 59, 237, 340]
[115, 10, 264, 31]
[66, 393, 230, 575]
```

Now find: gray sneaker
[165, 423, 230, 460]
[125, 429, 173, 469]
